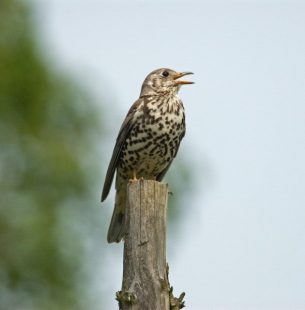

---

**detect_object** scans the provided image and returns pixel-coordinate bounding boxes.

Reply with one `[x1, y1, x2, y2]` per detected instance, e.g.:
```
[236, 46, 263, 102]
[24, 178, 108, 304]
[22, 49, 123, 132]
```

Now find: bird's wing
[156, 161, 173, 182]
[101, 99, 142, 202]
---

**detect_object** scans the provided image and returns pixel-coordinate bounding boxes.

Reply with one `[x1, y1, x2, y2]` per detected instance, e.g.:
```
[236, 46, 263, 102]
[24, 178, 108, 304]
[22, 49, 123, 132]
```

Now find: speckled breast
[119, 95, 185, 179]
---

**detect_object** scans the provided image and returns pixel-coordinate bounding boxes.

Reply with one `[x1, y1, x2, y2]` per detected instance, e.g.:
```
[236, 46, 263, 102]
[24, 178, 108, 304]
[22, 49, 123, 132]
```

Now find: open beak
[173, 72, 194, 85]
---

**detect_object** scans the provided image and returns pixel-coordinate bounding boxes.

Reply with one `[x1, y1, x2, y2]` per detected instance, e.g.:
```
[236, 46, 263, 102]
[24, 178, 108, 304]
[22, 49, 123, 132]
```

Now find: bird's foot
[129, 171, 138, 183]
[128, 178, 138, 183]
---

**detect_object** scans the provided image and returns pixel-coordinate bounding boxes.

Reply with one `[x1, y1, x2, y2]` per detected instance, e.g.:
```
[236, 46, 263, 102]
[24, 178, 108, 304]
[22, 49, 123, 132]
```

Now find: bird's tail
[107, 182, 127, 243]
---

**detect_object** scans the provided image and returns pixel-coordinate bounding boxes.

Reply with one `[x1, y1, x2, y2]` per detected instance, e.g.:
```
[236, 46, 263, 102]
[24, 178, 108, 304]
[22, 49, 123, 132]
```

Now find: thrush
[101, 68, 193, 243]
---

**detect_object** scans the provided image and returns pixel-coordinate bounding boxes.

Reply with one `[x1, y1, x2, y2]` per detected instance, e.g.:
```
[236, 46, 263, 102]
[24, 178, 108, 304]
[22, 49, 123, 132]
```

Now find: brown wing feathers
[101, 100, 140, 201]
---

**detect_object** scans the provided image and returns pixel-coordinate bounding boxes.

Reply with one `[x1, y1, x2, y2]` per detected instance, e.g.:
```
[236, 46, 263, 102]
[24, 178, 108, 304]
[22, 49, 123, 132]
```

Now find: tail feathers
[107, 205, 125, 243]
[107, 185, 126, 243]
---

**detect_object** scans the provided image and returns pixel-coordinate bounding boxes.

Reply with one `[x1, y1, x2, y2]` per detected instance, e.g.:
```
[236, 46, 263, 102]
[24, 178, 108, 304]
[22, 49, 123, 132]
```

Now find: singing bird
[101, 68, 193, 243]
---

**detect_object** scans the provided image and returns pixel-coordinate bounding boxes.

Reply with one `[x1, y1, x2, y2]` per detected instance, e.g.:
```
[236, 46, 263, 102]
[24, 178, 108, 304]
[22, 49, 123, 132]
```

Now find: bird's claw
[128, 178, 138, 183]
[129, 171, 138, 183]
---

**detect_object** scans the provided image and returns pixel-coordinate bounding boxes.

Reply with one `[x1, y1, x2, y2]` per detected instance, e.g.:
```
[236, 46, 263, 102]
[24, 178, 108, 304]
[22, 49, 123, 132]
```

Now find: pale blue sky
[33, 1, 305, 309]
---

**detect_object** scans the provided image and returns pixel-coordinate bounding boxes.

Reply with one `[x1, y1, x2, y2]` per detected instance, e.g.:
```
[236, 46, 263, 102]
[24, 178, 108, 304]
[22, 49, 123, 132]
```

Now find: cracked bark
[117, 179, 169, 310]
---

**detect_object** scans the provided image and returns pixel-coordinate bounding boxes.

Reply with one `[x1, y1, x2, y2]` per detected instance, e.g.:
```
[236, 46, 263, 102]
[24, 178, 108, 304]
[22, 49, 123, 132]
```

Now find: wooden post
[118, 179, 169, 310]
[116, 179, 185, 310]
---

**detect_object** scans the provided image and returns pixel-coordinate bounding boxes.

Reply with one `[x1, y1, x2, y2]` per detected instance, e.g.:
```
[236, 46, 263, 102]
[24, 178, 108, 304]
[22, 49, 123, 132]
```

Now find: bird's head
[140, 68, 194, 97]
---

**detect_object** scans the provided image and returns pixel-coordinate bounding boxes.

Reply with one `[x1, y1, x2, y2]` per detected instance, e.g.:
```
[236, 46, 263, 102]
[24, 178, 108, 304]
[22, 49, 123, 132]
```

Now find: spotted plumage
[102, 68, 193, 243]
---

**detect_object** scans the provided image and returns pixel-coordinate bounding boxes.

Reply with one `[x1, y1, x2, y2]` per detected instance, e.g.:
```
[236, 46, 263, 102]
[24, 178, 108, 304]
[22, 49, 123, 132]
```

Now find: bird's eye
[162, 70, 169, 77]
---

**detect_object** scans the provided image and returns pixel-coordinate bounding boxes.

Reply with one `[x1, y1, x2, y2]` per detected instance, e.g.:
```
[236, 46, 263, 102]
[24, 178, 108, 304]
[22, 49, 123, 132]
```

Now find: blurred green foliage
[0, 0, 102, 309]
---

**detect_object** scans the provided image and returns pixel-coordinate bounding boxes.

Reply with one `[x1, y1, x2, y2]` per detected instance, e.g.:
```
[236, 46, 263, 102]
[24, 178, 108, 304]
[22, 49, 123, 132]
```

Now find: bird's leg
[129, 170, 138, 183]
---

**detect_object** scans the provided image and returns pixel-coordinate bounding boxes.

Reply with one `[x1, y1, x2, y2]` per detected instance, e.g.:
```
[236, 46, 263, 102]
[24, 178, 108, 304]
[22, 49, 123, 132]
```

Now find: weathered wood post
[116, 179, 185, 310]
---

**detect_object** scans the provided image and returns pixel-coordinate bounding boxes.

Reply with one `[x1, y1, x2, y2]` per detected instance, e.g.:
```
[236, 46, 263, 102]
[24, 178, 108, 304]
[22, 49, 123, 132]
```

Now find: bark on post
[118, 179, 169, 310]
